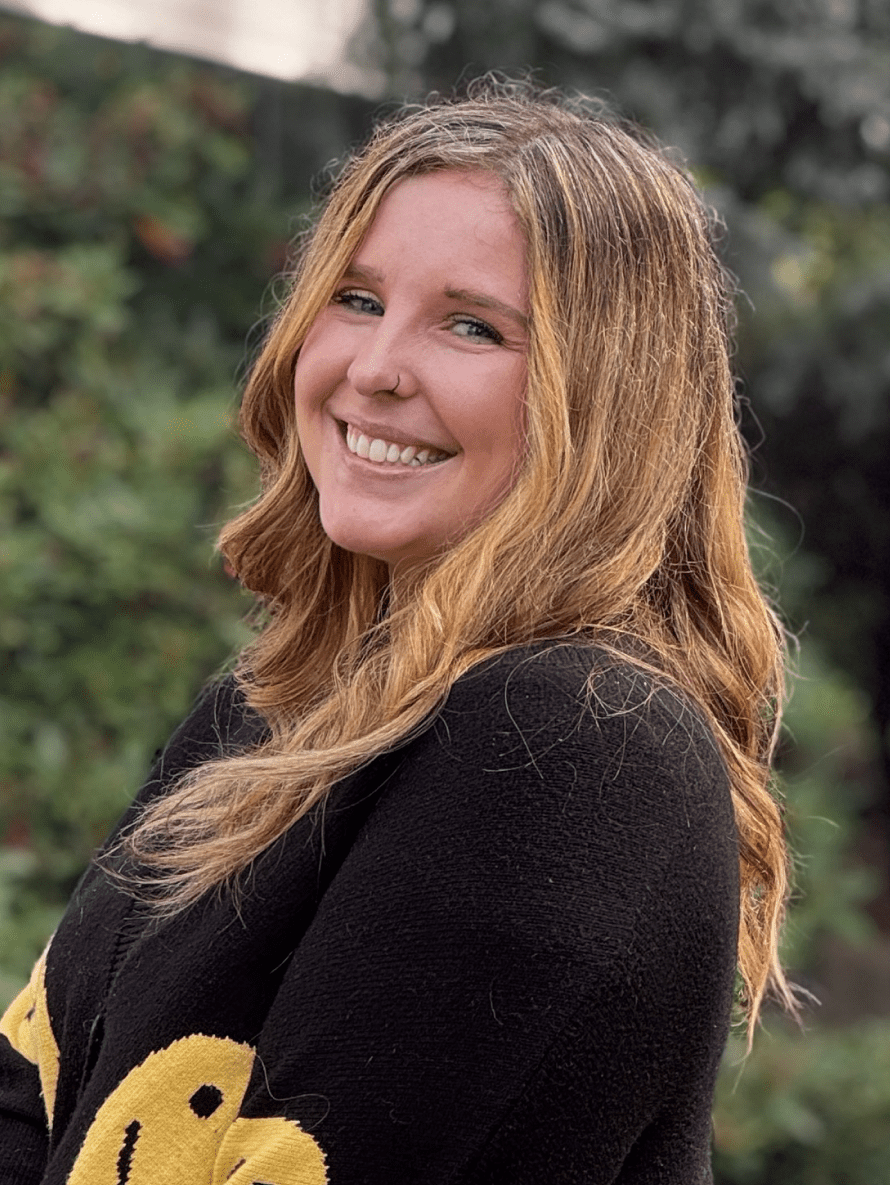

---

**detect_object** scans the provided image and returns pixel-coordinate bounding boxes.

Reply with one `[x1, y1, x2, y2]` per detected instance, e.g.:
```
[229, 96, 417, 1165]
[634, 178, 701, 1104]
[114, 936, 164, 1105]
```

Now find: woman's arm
[0, 946, 54, 1184]
[0, 673, 265, 1185]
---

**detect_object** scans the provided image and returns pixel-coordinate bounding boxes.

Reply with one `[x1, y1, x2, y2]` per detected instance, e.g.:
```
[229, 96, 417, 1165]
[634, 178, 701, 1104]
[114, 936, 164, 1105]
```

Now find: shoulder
[376, 642, 737, 904]
[447, 638, 698, 723]
[346, 641, 738, 1017]
[437, 641, 729, 808]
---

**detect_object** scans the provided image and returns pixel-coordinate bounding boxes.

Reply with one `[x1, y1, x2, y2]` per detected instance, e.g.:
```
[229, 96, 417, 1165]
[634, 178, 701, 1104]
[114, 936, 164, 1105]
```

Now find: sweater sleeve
[0, 673, 264, 1186]
[0, 948, 53, 1185]
[231, 646, 739, 1185]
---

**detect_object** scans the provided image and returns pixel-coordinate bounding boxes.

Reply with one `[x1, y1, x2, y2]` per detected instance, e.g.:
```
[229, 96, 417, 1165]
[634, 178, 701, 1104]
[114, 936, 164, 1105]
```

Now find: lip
[331, 418, 457, 477]
[331, 413, 457, 457]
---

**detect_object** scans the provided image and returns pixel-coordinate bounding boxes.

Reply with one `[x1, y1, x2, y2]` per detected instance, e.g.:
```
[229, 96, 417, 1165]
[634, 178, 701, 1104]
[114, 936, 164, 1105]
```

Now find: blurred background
[0, 1, 888, 1180]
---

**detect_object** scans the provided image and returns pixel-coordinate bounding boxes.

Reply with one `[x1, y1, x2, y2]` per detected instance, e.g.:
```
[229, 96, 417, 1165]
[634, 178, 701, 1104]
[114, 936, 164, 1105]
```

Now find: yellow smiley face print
[67, 1033, 328, 1185]
[0, 942, 60, 1125]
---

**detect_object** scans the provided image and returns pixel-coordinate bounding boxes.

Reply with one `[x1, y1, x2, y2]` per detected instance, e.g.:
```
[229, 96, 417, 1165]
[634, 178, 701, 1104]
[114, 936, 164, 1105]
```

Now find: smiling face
[293, 169, 529, 573]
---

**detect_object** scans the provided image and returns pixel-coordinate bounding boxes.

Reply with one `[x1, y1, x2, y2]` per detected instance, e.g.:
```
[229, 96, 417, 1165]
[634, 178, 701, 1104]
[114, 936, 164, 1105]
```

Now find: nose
[346, 320, 417, 400]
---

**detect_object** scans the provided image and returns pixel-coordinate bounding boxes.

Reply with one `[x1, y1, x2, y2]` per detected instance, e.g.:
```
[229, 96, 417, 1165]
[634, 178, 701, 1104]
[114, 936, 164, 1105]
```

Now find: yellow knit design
[67, 1032, 328, 1185]
[0, 942, 60, 1126]
[215, 1116, 328, 1184]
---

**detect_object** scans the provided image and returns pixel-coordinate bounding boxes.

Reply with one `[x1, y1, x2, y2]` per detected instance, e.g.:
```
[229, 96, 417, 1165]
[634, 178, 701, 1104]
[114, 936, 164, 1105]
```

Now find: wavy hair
[123, 78, 794, 1030]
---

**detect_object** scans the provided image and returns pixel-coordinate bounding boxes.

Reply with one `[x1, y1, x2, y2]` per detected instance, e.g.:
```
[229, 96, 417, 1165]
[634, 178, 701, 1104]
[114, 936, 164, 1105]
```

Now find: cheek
[293, 370, 332, 453]
[293, 319, 343, 412]
[293, 347, 322, 413]
[478, 363, 527, 469]
[292, 354, 332, 479]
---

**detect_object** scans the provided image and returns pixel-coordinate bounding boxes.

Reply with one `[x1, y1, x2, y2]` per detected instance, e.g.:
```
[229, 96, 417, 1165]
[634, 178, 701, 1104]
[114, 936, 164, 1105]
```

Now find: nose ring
[392, 374, 402, 394]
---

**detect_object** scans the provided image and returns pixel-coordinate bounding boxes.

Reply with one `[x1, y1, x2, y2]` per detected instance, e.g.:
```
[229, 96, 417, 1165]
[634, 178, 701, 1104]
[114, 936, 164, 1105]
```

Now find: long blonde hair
[125, 78, 794, 1028]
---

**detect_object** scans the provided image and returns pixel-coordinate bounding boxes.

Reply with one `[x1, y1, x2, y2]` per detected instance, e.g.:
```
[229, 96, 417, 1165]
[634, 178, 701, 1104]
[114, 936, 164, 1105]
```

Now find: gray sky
[0, 0, 373, 91]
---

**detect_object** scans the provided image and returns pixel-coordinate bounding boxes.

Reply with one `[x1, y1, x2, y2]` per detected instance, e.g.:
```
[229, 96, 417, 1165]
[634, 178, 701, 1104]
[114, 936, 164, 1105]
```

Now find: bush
[0, 15, 286, 999]
[714, 1020, 890, 1184]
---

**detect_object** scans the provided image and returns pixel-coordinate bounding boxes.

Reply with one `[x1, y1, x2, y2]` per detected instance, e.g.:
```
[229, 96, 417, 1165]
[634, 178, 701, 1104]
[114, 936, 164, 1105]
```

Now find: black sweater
[0, 643, 739, 1184]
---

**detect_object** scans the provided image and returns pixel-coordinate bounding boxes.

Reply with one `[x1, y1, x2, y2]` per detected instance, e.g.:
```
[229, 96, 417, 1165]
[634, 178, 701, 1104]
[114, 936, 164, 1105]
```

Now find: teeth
[343, 424, 450, 467]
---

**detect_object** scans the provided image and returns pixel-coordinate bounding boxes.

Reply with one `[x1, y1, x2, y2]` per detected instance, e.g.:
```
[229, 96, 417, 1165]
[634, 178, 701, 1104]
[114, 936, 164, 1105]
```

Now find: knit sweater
[0, 643, 739, 1185]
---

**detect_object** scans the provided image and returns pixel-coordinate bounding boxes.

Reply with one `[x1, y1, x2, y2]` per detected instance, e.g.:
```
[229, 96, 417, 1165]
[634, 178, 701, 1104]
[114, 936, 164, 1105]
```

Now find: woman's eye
[451, 317, 503, 344]
[333, 289, 383, 315]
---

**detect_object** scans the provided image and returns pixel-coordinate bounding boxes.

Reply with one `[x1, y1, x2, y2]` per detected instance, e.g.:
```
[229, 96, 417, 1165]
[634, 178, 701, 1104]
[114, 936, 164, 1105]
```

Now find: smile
[343, 423, 454, 467]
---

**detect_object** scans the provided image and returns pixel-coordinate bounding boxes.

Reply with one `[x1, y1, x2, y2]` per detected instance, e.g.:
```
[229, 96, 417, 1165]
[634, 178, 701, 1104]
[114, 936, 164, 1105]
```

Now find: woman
[0, 79, 794, 1184]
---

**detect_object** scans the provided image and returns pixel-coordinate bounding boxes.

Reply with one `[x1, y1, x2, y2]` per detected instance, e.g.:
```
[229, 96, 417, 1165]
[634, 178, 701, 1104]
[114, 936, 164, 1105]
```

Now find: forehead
[350, 170, 528, 306]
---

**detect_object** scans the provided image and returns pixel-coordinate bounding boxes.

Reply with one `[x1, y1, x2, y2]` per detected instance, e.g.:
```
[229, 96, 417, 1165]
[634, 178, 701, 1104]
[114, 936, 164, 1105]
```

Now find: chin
[320, 518, 429, 570]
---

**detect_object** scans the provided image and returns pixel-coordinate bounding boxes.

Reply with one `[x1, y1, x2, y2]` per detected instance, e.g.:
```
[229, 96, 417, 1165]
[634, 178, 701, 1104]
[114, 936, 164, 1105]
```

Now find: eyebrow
[342, 264, 528, 331]
[444, 287, 528, 331]
[343, 263, 385, 286]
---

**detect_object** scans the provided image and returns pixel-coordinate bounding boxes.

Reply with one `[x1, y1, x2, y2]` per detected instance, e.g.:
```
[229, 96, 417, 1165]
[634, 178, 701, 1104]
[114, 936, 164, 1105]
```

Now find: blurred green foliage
[779, 642, 879, 972]
[0, 14, 284, 987]
[714, 1020, 890, 1184]
[0, 4, 889, 1182]
[749, 505, 882, 968]
[711, 525, 890, 1183]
